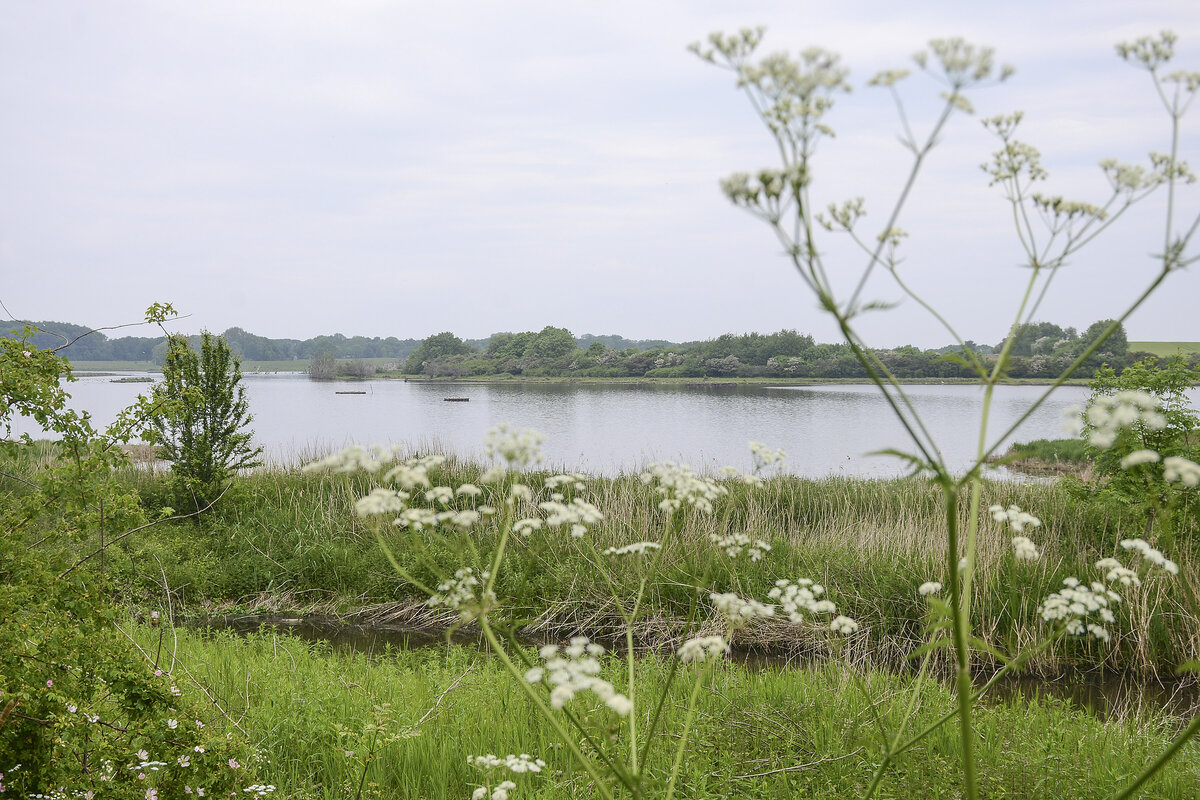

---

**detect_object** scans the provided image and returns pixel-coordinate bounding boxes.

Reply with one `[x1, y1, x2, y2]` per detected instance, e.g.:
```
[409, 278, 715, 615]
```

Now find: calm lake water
[20, 373, 1199, 477]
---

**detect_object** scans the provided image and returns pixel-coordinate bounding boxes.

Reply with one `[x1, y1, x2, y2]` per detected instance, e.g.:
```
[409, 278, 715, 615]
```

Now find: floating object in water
[443, 397, 470, 402]
[336, 391, 367, 395]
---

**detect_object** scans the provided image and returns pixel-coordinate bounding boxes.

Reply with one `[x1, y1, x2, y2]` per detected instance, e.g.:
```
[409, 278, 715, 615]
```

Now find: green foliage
[1, 322, 260, 795]
[1081, 356, 1200, 544]
[144, 331, 263, 514]
[403, 331, 476, 374]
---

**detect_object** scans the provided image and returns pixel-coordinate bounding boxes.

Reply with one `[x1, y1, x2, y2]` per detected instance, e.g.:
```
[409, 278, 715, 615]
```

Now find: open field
[1129, 342, 1200, 357]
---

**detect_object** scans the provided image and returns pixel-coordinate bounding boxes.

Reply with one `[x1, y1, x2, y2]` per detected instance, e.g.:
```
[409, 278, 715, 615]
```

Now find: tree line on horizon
[5, 317, 1189, 381]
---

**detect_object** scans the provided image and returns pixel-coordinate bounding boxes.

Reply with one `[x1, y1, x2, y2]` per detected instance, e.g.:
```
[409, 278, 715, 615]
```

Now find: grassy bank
[140, 625, 1200, 799]
[67, 455, 1194, 676]
[990, 438, 1093, 477]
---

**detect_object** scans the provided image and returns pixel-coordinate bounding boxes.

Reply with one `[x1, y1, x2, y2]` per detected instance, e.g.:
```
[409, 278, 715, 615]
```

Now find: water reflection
[13, 374, 1199, 477]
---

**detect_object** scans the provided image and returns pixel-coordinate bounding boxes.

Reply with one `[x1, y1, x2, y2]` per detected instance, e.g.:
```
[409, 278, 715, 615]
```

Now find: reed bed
[93, 457, 1199, 676]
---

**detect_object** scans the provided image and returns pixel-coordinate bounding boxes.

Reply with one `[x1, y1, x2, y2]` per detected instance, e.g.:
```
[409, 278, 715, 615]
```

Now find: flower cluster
[830, 615, 860, 636]
[427, 568, 496, 620]
[710, 532, 771, 561]
[1038, 577, 1119, 642]
[749, 441, 786, 472]
[709, 591, 775, 630]
[767, 579, 834, 623]
[544, 473, 587, 492]
[468, 753, 546, 773]
[524, 638, 632, 716]
[1164, 455, 1200, 487]
[302, 443, 403, 474]
[678, 635, 731, 663]
[988, 504, 1041, 532]
[918, 581, 943, 596]
[1119, 538, 1180, 575]
[1011, 536, 1041, 562]
[640, 462, 728, 514]
[1085, 390, 1166, 448]
[537, 498, 603, 538]
[355, 487, 409, 516]
[484, 424, 545, 468]
[1095, 557, 1141, 587]
[603, 541, 661, 557]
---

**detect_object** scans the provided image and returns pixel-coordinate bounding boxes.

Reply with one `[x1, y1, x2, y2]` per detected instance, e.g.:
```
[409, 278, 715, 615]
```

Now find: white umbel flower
[678, 635, 731, 663]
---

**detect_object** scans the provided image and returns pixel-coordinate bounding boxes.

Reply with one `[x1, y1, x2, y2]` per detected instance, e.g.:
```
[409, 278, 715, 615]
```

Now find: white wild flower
[1011, 535, 1041, 562]
[1163, 456, 1200, 487]
[749, 441, 786, 472]
[428, 568, 496, 620]
[678, 635, 731, 663]
[641, 461, 728, 514]
[988, 504, 1042, 533]
[710, 532, 771, 561]
[767, 578, 835, 623]
[538, 498, 603, 538]
[354, 488, 409, 516]
[604, 541, 661, 557]
[1038, 577, 1121, 642]
[1085, 390, 1166, 449]
[544, 473, 587, 492]
[709, 591, 775, 629]
[484, 424, 545, 468]
[1120, 538, 1180, 575]
[513, 518, 543, 537]
[1120, 449, 1161, 469]
[527, 638, 631, 716]
[1095, 557, 1141, 587]
[918, 581, 943, 596]
[830, 615, 860, 636]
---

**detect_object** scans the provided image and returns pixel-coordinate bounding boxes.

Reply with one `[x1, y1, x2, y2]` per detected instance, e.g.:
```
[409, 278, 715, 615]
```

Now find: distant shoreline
[71, 366, 1099, 387]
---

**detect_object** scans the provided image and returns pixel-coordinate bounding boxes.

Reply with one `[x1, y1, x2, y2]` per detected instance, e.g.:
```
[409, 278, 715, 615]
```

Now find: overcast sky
[2, 1, 1199, 349]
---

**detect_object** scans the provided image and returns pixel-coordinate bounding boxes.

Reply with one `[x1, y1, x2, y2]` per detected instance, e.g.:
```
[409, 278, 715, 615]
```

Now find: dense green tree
[403, 331, 475, 373]
[524, 326, 578, 360]
[144, 332, 263, 513]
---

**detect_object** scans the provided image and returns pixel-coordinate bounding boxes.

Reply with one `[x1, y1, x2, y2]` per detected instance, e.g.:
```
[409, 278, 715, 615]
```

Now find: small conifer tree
[145, 331, 263, 512]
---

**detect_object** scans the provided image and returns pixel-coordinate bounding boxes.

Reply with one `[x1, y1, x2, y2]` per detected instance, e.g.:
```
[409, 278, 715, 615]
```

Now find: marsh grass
[92, 457, 1199, 674]
[139, 625, 1200, 799]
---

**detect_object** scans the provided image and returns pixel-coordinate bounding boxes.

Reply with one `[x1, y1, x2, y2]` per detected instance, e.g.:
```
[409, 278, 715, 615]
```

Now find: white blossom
[641, 461, 728, 514]
[1120, 538, 1180, 575]
[1011, 535, 1041, 562]
[918, 581, 943, 596]
[830, 615, 860, 635]
[526, 638, 631, 715]
[767, 579, 834, 623]
[1085, 390, 1166, 449]
[710, 591, 775, 629]
[710, 532, 771, 561]
[678, 635, 731, 663]
[484, 424, 545, 468]
[1163, 456, 1200, 487]
[1038, 577, 1121, 643]
[603, 541, 661, 557]
[428, 568, 496, 620]
[1120, 449, 1162, 469]
[988, 504, 1042, 533]
[538, 498, 603, 538]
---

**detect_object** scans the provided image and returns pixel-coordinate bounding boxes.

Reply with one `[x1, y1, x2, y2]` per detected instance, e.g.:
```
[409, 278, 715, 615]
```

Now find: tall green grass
[93, 458, 1199, 674]
[145, 626, 1200, 799]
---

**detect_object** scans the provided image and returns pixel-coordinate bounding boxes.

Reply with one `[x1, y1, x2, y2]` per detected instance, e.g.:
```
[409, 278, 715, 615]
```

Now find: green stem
[664, 661, 714, 800]
[479, 618, 618, 800]
[943, 485, 978, 800]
